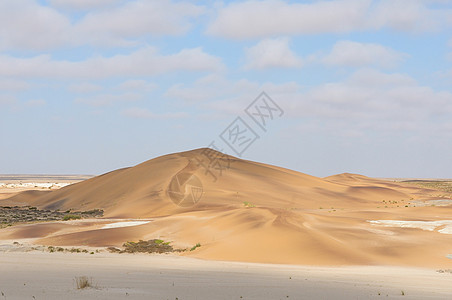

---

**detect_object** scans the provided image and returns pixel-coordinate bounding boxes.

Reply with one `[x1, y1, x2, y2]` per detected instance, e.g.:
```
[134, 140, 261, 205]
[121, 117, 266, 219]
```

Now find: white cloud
[208, 0, 369, 39]
[280, 69, 452, 135]
[118, 80, 157, 91]
[166, 74, 300, 115]
[166, 70, 452, 137]
[244, 37, 302, 70]
[75, 92, 142, 106]
[207, 0, 452, 39]
[0, 0, 206, 51]
[369, 0, 441, 32]
[322, 40, 408, 68]
[122, 107, 187, 119]
[49, 0, 120, 10]
[0, 0, 70, 51]
[166, 74, 300, 104]
[166, 74, 257, 104]
[68, 83, 103, 93]
[0, 47, 223, 79]
[73, 0, 205, 47]
[346, 69, 416, 87]
[0, 79, 30, 91]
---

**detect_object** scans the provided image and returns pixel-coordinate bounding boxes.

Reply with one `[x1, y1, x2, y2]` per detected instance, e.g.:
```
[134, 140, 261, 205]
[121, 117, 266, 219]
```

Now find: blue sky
[1, 0, 452, 178]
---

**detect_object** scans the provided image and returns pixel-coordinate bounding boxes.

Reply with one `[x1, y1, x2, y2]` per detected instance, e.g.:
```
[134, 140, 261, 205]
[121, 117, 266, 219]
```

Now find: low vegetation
[403, 180, 452, 194]
[0, 206, 103, 227]
[190, 243, 201, 251]
[47, 245, 99, 254]
[62, 214, 81, 221]
[122, 239, 175, 254]
[107, 239, 201, 254]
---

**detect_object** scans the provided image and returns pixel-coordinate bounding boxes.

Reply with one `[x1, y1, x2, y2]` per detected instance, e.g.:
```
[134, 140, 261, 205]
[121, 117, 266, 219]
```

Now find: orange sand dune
[2, 148, 452, 267]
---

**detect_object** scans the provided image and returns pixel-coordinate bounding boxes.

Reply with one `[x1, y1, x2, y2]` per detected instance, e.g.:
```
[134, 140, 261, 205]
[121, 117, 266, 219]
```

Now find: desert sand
[1, 148, 452, 298]
[1, 251, 451, 299]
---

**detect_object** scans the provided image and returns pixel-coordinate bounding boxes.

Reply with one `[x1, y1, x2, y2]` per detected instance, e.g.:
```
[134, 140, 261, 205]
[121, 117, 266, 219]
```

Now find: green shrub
[190, 243, 201, 251]
[63, 214, 81, 221]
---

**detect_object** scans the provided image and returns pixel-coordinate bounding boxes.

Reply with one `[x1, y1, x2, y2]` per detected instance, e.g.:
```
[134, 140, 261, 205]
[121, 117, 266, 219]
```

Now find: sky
[1, 0, 452, 178]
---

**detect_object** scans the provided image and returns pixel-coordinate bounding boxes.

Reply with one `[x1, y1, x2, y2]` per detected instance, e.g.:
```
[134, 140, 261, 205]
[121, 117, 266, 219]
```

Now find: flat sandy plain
[1, 149, 452, 299]
[1, 251, 452, 299]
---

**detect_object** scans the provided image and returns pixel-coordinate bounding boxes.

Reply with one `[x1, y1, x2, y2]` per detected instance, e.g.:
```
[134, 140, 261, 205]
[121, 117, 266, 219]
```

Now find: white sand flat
[101, 221, 151, 229]
[369, 220, 452, 234]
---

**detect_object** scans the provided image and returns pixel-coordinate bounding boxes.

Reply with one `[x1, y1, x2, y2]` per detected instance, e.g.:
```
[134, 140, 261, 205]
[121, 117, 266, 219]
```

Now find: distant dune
[1, 148, 452, 267]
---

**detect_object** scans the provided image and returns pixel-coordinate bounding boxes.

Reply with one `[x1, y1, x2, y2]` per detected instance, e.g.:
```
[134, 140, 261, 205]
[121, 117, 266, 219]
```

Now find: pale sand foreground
[0, 252, 451, 300]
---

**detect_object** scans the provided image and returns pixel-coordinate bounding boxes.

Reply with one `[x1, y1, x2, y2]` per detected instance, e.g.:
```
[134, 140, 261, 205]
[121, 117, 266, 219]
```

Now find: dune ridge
[1, 148, 452, 267]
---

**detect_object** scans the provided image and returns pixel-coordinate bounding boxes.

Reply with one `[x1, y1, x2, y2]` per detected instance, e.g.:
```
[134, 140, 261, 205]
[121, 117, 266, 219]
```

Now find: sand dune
[2, 148, 452, 267]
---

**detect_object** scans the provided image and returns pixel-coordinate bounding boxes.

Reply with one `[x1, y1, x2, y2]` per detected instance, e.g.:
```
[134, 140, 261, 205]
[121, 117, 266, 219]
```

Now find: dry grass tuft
[75, 276, 93, 289]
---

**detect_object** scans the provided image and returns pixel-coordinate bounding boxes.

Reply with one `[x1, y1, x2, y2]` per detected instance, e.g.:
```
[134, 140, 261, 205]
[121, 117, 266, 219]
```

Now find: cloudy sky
[1, 0, 452, 178]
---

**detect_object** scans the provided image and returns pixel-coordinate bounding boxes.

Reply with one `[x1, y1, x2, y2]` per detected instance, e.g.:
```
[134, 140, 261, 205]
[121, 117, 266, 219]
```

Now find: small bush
[107, 246, 121, 253]
[190, 243, 201, 251]
[75, 276, 92, 289]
